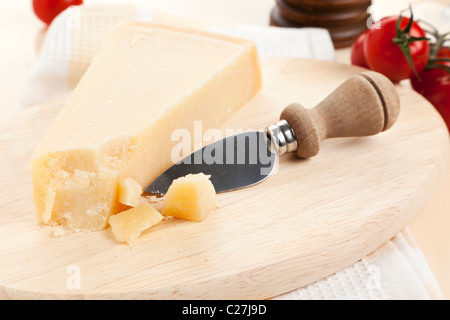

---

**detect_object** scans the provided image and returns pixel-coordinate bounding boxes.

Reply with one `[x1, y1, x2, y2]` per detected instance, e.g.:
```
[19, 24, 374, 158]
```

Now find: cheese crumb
[53, 228, 66, 237]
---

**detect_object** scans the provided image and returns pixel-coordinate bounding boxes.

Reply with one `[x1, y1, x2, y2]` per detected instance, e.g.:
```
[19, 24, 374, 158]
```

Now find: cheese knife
[145, 71, 400, 195]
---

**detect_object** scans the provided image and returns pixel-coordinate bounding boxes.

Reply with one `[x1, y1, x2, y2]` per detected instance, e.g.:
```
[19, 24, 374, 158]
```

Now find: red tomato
[411, 47, 450, 94]
[425, 76, 450, 130]
[411, 47, 450, 130]
[364, 16, 430, 82]
[33, 0, 83, 25]
[351, 31, 369, 69]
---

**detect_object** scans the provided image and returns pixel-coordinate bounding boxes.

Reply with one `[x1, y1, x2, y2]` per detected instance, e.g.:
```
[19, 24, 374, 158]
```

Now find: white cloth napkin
[276, 229, 443, 300]
[20, 3, 444, 300]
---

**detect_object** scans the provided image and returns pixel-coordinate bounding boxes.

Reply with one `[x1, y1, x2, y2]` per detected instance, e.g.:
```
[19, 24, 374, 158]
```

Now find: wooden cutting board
[0, 57, 449, 300]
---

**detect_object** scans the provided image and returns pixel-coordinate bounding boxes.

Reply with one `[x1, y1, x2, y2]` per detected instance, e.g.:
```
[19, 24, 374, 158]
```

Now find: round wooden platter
[0, 57, 449, 300]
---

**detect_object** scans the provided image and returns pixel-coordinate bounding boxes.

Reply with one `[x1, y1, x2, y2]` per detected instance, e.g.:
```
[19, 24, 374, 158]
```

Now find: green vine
[392, 6, 429, 80]
[417, 20, 450, 74]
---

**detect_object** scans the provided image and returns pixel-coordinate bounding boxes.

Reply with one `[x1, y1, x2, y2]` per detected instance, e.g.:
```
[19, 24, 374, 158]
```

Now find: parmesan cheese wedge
[161, 173, 217, 222]
[109, 203, 163, 244]
[118, 177, 143, 207]
[30, 21, 262, 231]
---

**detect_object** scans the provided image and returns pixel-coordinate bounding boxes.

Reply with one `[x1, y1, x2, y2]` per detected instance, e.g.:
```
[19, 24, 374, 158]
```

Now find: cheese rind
[30, 22, 262, 231]
[108, 203, 163, 244]
[161, 173, 217, 222]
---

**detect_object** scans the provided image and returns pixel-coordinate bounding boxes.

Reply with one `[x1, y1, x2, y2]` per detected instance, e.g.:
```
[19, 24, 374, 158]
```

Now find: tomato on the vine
[364, 16, 430, 82]
[33, 0, 83, 25]
[411, 47, 450, 94]
[411, 47, 450, 129]
[424, 77, 450, 129]
[351, 31, 369, 69]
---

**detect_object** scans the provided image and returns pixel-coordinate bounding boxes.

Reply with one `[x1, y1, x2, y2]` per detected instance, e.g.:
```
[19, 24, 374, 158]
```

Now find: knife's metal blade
[145, 131, 278, 195]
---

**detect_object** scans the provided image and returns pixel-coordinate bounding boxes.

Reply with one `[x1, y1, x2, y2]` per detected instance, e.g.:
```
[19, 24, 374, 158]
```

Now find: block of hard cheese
[161, 173, 217, 222]
[109, 203, 163, 244]
[31, 21, 262, 231]
[118, 177, 143, 207]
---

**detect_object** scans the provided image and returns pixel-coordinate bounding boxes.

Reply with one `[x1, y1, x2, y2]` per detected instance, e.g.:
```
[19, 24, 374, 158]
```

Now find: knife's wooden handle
[280, 71, 400, 158]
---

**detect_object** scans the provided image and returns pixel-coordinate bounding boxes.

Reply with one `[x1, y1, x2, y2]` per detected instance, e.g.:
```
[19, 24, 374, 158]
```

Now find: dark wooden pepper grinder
[270, 0, 373, 48]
